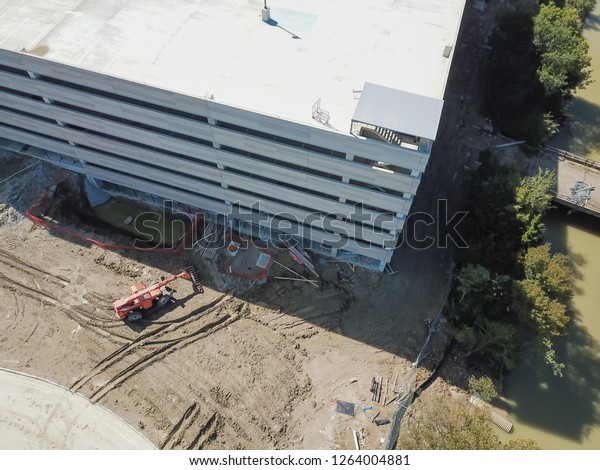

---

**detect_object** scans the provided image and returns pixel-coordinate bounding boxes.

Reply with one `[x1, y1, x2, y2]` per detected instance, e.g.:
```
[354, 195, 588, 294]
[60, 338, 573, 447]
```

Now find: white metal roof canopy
[352, 82, 444, 141]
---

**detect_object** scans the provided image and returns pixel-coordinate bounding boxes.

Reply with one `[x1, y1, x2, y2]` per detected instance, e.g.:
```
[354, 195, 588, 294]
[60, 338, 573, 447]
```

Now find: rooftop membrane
[0, 0, 465, 132]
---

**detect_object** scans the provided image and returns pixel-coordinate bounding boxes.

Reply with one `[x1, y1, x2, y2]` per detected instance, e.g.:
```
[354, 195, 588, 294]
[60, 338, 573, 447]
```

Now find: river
[502, 208, 600, 449]
[501, 2, 600, 449]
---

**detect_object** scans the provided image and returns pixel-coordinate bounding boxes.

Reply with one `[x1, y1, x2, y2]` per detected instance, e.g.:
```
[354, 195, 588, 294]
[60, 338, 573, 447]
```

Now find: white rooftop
[0, 0, 465, 133]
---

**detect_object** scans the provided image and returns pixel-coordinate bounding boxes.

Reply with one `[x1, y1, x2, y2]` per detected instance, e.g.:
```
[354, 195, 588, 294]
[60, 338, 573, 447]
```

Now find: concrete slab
[0, 368, 155, 449]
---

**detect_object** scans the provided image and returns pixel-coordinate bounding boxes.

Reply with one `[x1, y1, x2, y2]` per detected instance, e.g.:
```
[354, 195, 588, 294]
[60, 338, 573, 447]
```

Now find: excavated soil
[0, 154, 448, 450]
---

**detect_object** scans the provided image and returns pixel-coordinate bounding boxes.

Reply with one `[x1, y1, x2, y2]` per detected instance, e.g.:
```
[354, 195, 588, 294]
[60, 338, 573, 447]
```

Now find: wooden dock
[529, 146, 600, 218]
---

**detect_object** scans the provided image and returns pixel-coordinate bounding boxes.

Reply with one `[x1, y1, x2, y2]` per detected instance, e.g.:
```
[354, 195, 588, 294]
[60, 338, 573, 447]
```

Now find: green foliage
[487, 2, 547, 143]
[534, 2, 592, 97]
[542, 111, 560, 137]
[456, 265, 491, 303]
[487, 1, 594, 142]
[522, 243, 573, 302]
[455, 264, 512, 324]
[456, 319, 519, 371]
[461, 152, 522, 273]
[454, 156, 572, 377]
[515, 169, 556, 244]
[468, 375, 498, 402]
[513, 279, 570, 337]
[401, 397, 542, 450]
[526, 336, 566, 377]
[514, 243, 573, 341]
[503, 438, 543, 450]
[458, 264, 490, 296]
[511, 243, 573, 375]
[400, 398, 500, 450]
[564, 0, 597, 19]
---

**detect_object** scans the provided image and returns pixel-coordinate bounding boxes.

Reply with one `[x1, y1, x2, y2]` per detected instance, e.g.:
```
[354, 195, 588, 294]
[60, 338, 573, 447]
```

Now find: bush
[468, 375, 498, 402]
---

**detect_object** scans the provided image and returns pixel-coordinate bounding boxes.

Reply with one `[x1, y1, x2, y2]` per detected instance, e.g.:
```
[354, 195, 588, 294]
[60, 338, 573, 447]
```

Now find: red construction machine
[113, 266, 204, 322]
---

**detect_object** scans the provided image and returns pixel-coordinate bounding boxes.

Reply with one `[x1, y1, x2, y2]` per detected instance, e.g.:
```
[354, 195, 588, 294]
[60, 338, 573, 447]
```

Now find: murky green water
[550, 3, 600, 162]
[501, 4, 600, 449]
[502, 208, 600, 449]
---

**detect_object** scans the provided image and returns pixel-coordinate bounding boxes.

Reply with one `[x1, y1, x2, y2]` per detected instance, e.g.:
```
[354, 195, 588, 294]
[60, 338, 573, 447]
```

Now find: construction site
[0, 0, 500, 450]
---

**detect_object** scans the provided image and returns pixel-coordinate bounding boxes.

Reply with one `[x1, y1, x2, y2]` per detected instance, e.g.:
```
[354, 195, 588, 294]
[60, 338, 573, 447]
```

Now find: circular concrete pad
[0, 368, 154, 449]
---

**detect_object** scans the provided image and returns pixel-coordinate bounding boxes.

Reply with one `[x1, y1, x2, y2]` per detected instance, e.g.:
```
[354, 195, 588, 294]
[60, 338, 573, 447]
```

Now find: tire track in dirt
[70, 294, 229, 392]
[148, 316, 309, 449]
[160, 402, 203, 450]
[0, 249, 127, 328]
[153, 369, 260, 449]
[187, 412, 219, 450]
[0, 250, 70, 286]
[158, 399, 220, 450]
[0, 273, 130, 342]
[89, 311, 239, 402]
[1, 290, 22, 328]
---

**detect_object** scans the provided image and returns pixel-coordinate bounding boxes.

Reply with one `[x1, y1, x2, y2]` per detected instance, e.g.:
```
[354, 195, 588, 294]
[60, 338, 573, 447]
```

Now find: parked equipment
[113, 266, 204, 321]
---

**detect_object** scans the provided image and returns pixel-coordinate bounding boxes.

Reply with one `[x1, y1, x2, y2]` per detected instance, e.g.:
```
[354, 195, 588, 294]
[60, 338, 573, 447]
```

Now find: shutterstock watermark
[131, 199, 468, 252]
[401, 199, 468, 250]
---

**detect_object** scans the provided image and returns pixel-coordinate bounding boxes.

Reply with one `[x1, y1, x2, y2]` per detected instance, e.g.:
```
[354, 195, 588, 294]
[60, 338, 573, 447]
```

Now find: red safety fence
[25, 169, 199, 254]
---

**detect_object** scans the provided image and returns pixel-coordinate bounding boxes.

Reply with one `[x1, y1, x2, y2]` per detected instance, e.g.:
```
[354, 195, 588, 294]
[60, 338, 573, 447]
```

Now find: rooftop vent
[443, 44, 453, 58]
[262, 1, 270, 22]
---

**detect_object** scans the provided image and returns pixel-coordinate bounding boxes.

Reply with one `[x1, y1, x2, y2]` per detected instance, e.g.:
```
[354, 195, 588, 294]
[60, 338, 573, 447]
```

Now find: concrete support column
[217, 161, 229, 189]
[340, 156, 353, 203]
[208, 117, 229, 189]
[86, 176, 102, 189]
[26, 71, 79, 151]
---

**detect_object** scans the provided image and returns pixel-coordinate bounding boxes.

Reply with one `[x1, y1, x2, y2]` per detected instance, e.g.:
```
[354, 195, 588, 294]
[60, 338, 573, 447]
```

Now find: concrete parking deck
[0, 0, 465, 131]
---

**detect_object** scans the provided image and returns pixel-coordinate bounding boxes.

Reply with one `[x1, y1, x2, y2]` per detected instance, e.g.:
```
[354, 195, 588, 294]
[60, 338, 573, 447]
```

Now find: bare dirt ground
[0, 1, 496, 450]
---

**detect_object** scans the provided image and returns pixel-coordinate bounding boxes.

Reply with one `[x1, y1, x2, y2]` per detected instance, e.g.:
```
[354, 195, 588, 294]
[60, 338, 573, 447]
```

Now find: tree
[486, 1, 547, 142]
[522, 243, 573, 302]
[512, 244, 573, 376]
[400, 397, 500, 450]
[513, 279, 570, 337]
[400, 396, 541, 450]
[526, 336, 566, 377]
[455, 264, 512, 325]
[455, 319, 519, 371]
[456, 265, 491, 303]
[533, 2, 592, 97]
[461, 152, 523, 273]
[564, 0, 597, 20]
[468, 375, 498, 402]
[514, 169, 556, 244]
